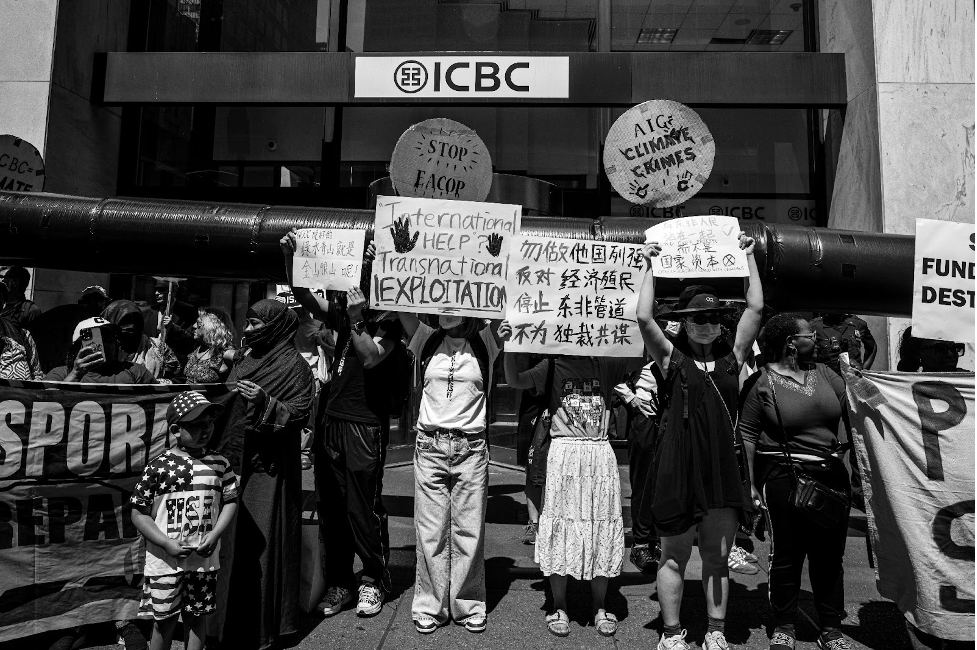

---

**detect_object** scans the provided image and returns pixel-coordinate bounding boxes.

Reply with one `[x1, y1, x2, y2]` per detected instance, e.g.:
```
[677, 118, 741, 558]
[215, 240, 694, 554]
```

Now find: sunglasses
[920, 342, 966, 356]
[687, 314, 721, 325]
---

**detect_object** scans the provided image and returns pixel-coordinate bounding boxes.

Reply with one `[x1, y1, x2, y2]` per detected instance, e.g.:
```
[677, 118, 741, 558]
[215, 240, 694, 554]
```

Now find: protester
[102, 300, 180, 381]
[810, 313, 877, 372]
[183, 312, 234, 383]
[130, 391, 239, 650]
[0, 312, 43, 380]
[45, 317, 157, 384]
[280, 229, 404, 619]
[80, 285, 110, 315]
[399, 311, 503, 635]
[636, 232, 763, 650]
[515, 352, 548, 545]
[221, 299, 313, 650]
[739, 313, 853, 650]
[1, 265, 42, 329]
[897, 327, 967, 373]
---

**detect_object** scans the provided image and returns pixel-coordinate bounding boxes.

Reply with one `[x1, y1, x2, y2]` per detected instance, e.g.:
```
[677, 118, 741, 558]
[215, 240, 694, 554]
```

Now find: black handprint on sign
[487, 233, 504, 257]
[628, 179, 650, 200]
[389, 216, 420, 253]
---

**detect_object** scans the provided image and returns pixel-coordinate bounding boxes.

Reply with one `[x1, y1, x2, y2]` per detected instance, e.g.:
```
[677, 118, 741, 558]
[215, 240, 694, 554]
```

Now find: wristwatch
[351, 320, 367, 333]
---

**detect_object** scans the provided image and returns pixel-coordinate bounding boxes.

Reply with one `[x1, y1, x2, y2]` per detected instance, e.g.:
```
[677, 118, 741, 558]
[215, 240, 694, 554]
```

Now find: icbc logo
[394, 60, 428, 94]
[393, 60, 531, 94]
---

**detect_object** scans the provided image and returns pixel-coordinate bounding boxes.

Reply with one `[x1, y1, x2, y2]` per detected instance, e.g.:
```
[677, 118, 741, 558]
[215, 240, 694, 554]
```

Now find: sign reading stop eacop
[389, 118, 492, 202]
[603, 100, 714, 209]
[0, 135, 45, 192]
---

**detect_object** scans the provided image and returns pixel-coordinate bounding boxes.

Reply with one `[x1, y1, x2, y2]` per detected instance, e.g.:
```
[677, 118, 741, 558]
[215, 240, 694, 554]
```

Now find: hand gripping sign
[645, 215, 748, 278]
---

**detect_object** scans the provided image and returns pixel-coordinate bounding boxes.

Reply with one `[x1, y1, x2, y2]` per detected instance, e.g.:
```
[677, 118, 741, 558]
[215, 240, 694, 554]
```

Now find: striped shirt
[132, 449, 238, 576]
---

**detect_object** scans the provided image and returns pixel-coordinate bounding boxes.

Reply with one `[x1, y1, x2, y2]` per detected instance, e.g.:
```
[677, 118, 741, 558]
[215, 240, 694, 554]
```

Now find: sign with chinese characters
[912, 218, 976, 343]
[504, 235, 645, 357]
[389, 118, 492, 202]
[603, 100, 714, 208]
[644, 215, 747, 278]
[292, 228, 366, 292]
[370, 195, 521, 318]
[354, 56, 569, 99]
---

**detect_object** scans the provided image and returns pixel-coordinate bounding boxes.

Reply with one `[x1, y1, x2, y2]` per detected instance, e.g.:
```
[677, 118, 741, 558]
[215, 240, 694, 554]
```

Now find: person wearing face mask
[636, 232, 763, 650]
[102, 300, 180, 381]
[739, 313, 854, 650]
[397, 311, 505, 635]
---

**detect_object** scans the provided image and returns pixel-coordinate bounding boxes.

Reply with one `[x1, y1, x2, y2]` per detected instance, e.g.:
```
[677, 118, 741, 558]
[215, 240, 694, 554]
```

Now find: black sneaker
[630, 544, 658, 572]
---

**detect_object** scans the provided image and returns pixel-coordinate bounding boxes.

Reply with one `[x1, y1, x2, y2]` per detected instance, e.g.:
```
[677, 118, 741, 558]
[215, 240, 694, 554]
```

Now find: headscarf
[102, 300, 146, 337]
[101, 300, 176, 378]
[241, 299, 298, 357]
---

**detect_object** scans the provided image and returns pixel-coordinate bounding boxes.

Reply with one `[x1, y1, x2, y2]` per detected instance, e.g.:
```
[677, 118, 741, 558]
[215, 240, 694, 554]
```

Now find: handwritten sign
[505, 235, 645, 357]
[912, 219, 976, 343]
[292, 228, 366, 291]
[390, 118, 493, 202]
[0, 135, 45, 192]
[644, 215, 746, 279]
[603, 100, 714, 208]
[371, 196, 521, 318]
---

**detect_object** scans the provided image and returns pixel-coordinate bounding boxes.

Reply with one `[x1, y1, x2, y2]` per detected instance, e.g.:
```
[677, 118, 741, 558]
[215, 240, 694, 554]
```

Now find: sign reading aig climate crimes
[354, 56, 569, 99]
[912, 218, 975, 343]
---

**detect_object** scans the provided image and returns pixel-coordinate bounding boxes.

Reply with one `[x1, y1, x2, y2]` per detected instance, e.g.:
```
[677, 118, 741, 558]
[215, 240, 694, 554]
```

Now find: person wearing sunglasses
[897, 327, 968, 373]
[636, 231, 763, 650]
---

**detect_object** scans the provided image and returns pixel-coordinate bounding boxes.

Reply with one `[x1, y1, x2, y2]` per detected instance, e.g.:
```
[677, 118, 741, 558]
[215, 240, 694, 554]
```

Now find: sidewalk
[82, 462, 912, 650]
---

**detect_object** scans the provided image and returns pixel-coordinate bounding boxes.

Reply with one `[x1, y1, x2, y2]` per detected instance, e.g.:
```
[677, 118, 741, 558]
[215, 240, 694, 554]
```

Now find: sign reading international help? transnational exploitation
[644, 215, 748, 278]
[912, 218, 975, 343]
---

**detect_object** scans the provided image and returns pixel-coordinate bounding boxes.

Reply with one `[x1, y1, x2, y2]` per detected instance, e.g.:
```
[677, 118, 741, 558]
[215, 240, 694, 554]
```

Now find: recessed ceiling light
[746, 29, 793, 45]
[637, 27, 678, 44]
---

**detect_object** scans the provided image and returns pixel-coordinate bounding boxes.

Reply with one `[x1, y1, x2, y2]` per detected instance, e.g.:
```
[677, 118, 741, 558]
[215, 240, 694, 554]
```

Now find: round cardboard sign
[0, 135, 45, 192]
[390, 118, 492, 202]
[603, 100, 714, 208]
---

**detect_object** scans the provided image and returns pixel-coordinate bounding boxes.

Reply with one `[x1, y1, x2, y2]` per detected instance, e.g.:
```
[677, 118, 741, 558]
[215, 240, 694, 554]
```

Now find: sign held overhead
[390, 118, 493, 202]
[911, 218, 975, 343]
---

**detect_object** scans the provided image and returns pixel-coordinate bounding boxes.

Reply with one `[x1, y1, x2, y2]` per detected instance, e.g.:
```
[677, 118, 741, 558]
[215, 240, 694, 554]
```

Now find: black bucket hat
[663, 285, 737, 320]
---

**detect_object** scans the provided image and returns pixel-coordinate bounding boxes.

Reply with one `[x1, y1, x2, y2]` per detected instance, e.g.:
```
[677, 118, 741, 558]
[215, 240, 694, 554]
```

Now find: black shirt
[324, 316, 404, 425]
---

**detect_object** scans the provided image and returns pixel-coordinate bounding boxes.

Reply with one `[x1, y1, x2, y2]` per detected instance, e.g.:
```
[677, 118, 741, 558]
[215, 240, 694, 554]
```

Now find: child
[130, 391, 239, 650]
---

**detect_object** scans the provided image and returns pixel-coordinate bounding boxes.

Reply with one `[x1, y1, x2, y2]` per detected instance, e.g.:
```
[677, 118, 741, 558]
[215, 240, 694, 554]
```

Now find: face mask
[439, 315, 463, 330]
[686, 322, 720, 345]
[664, 321, 682, 337]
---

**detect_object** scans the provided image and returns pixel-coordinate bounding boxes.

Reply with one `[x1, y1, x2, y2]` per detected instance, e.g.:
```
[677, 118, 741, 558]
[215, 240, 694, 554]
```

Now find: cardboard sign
[505, 235, 645, 356]
[292, 228, 366, 292]
[0, 135, 44, 192]
[912, 219, 976, 343]
[845, 368, 975, 641]
[370, 196, 521, 318]
[389, 118, 493, 202]
[603, 100, 714, 208]
[644, 215, 747, 278]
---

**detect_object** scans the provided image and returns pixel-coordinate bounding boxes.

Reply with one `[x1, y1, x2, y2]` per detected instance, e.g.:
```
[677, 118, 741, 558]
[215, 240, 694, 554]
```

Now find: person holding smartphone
[44, 317, 156, 384]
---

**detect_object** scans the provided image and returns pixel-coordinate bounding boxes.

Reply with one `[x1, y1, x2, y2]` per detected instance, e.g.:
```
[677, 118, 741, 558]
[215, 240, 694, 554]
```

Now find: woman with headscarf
[102, 300, 180, 381]
[220, 299, 314, 650]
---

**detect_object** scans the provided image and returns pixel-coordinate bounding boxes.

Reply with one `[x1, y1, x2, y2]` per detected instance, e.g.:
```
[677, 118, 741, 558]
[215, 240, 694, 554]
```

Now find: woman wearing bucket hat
[636, 232, 763, 650]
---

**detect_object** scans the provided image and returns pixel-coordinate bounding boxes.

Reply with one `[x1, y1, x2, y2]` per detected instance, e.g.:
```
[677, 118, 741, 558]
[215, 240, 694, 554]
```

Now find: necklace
[769, 366, 817, 397]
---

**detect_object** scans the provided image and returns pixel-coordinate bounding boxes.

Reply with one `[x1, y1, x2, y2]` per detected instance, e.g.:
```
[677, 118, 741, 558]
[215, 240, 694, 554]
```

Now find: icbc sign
[354, 56, 569, 99]
[0, 135, 44, 193]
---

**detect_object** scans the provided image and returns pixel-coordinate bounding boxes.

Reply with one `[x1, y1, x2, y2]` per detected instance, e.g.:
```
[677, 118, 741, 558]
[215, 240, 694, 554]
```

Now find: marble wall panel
[826, 87, 883, 233]
[0, 81, 52, 157]
[878, 82, 975, 234]
[0, 0, 58, 82]
[44, 84, 122, 196]
[818, 0, 877, 102]
[874, 0, 975, 85]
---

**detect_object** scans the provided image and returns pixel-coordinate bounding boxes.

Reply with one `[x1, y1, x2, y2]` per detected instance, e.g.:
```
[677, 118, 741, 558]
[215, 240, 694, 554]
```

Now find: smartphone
[79, 327, 106, 363]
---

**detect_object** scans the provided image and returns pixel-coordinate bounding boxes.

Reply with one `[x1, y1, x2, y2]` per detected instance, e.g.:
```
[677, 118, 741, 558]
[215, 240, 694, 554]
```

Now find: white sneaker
[704, 630, 730, 650]
[317, 586, 353, 617]
[657, 630, 691, 650]
[728, 546, 759, 575]
[355, 582, 384, 616]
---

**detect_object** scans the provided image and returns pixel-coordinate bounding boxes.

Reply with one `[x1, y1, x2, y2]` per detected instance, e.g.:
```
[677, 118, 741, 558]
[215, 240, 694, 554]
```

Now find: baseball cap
[81, 285, 109, 300]
[663, 285, 737, 320]
[275, 291, 301, 310]
[71, 316, 117, 343]
[166, 391, 224, 427]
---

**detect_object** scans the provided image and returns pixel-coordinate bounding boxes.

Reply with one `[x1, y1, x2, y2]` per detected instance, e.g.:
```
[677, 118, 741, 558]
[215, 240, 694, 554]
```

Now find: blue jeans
[412, 430, 488, 624]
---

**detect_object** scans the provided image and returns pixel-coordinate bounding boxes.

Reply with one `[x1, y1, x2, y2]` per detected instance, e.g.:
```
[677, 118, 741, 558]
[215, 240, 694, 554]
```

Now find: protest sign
[912, 219, 975, 343]
[371, 196, 521, 318]
[504, 235, 645, 356]
[390, 118, 493, 202]
[0, 135, 45, 192]
[0, 381, 244, 642]
[644, 215, 747, 278]
[845, 367, 975, 641]
[292, 228, 366, 292]
[603, 100, 714, 208]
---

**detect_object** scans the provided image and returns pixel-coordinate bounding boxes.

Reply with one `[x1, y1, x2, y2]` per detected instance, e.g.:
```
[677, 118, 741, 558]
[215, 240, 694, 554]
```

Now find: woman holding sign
[636, 232, 762, 650]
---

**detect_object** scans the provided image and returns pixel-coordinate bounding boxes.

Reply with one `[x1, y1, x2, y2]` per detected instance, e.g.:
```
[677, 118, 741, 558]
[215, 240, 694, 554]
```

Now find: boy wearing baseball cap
[130, 392, 238, 650]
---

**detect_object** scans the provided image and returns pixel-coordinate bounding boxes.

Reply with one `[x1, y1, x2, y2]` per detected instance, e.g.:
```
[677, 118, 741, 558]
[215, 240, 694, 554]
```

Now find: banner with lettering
[845, 367, 975, 641]
[370, 195, 521, 318]
[911, 218, 976, 343]
[292, 228, 366, 292]
[644, 215, 747, 278]
[504, 235, 645, 356]
[0, 381, 244, 642]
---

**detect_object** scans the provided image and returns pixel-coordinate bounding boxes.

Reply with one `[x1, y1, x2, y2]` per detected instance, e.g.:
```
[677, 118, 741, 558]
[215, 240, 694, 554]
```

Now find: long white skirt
[535, 437, 624, 580]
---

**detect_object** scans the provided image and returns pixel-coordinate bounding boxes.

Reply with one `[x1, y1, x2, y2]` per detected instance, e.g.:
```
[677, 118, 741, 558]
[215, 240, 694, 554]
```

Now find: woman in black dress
[636, 233, 763, 650]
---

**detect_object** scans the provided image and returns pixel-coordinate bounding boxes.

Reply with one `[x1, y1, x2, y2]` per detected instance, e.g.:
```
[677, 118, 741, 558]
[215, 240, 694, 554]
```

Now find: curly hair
[761, 312, 805, 362]
[196, 312, 234, 351]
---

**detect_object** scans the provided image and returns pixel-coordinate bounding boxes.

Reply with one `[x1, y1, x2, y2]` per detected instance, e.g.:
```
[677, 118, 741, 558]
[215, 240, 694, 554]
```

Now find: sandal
[546, 609, 570, 637]
[595, 610, 618, 637]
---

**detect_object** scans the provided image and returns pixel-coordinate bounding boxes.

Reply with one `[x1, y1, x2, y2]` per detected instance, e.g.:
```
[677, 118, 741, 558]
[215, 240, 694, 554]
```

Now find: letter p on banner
[912, 219, 975, 343]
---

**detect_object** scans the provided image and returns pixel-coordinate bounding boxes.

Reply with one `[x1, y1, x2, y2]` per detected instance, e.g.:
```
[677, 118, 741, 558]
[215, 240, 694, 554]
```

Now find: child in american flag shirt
[130, 391, 239, 650]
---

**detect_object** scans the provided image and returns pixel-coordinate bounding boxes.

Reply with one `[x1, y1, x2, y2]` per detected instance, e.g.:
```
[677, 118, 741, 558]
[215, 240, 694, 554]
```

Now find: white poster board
[644, 215, 747, 278]
[912, 219, 976, 343]
[370, 196, 521, 318]
[292, 228, 366, 292]
[505, 235, 646, 356]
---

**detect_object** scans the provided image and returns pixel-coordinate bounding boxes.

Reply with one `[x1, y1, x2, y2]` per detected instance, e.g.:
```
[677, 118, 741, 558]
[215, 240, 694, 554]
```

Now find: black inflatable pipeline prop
[0, 191, 914, 316]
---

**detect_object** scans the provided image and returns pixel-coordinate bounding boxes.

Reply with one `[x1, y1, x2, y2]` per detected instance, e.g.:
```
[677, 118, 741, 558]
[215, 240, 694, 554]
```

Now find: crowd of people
[0, 234, 969, 650]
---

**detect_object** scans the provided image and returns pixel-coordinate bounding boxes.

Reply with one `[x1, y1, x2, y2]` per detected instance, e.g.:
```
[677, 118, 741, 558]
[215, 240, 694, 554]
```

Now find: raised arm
[398, 312, 421, 343]
[279, 227, 330, 320]
[733, 232, 763, 367]
[345, 287, 395, 369]
[636, 242, 673, 370]
[503, 351, 541, 391]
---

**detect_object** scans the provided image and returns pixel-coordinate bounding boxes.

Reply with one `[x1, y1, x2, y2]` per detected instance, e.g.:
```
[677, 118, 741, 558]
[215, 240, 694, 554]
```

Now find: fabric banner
[911, 218, 975, 343]
[845, 367, 975, 641]
[370, 195, 522, 318]
[644, 215, 747, 278]
[504, 235, 645, 356]
[0, 381, 244, 642]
